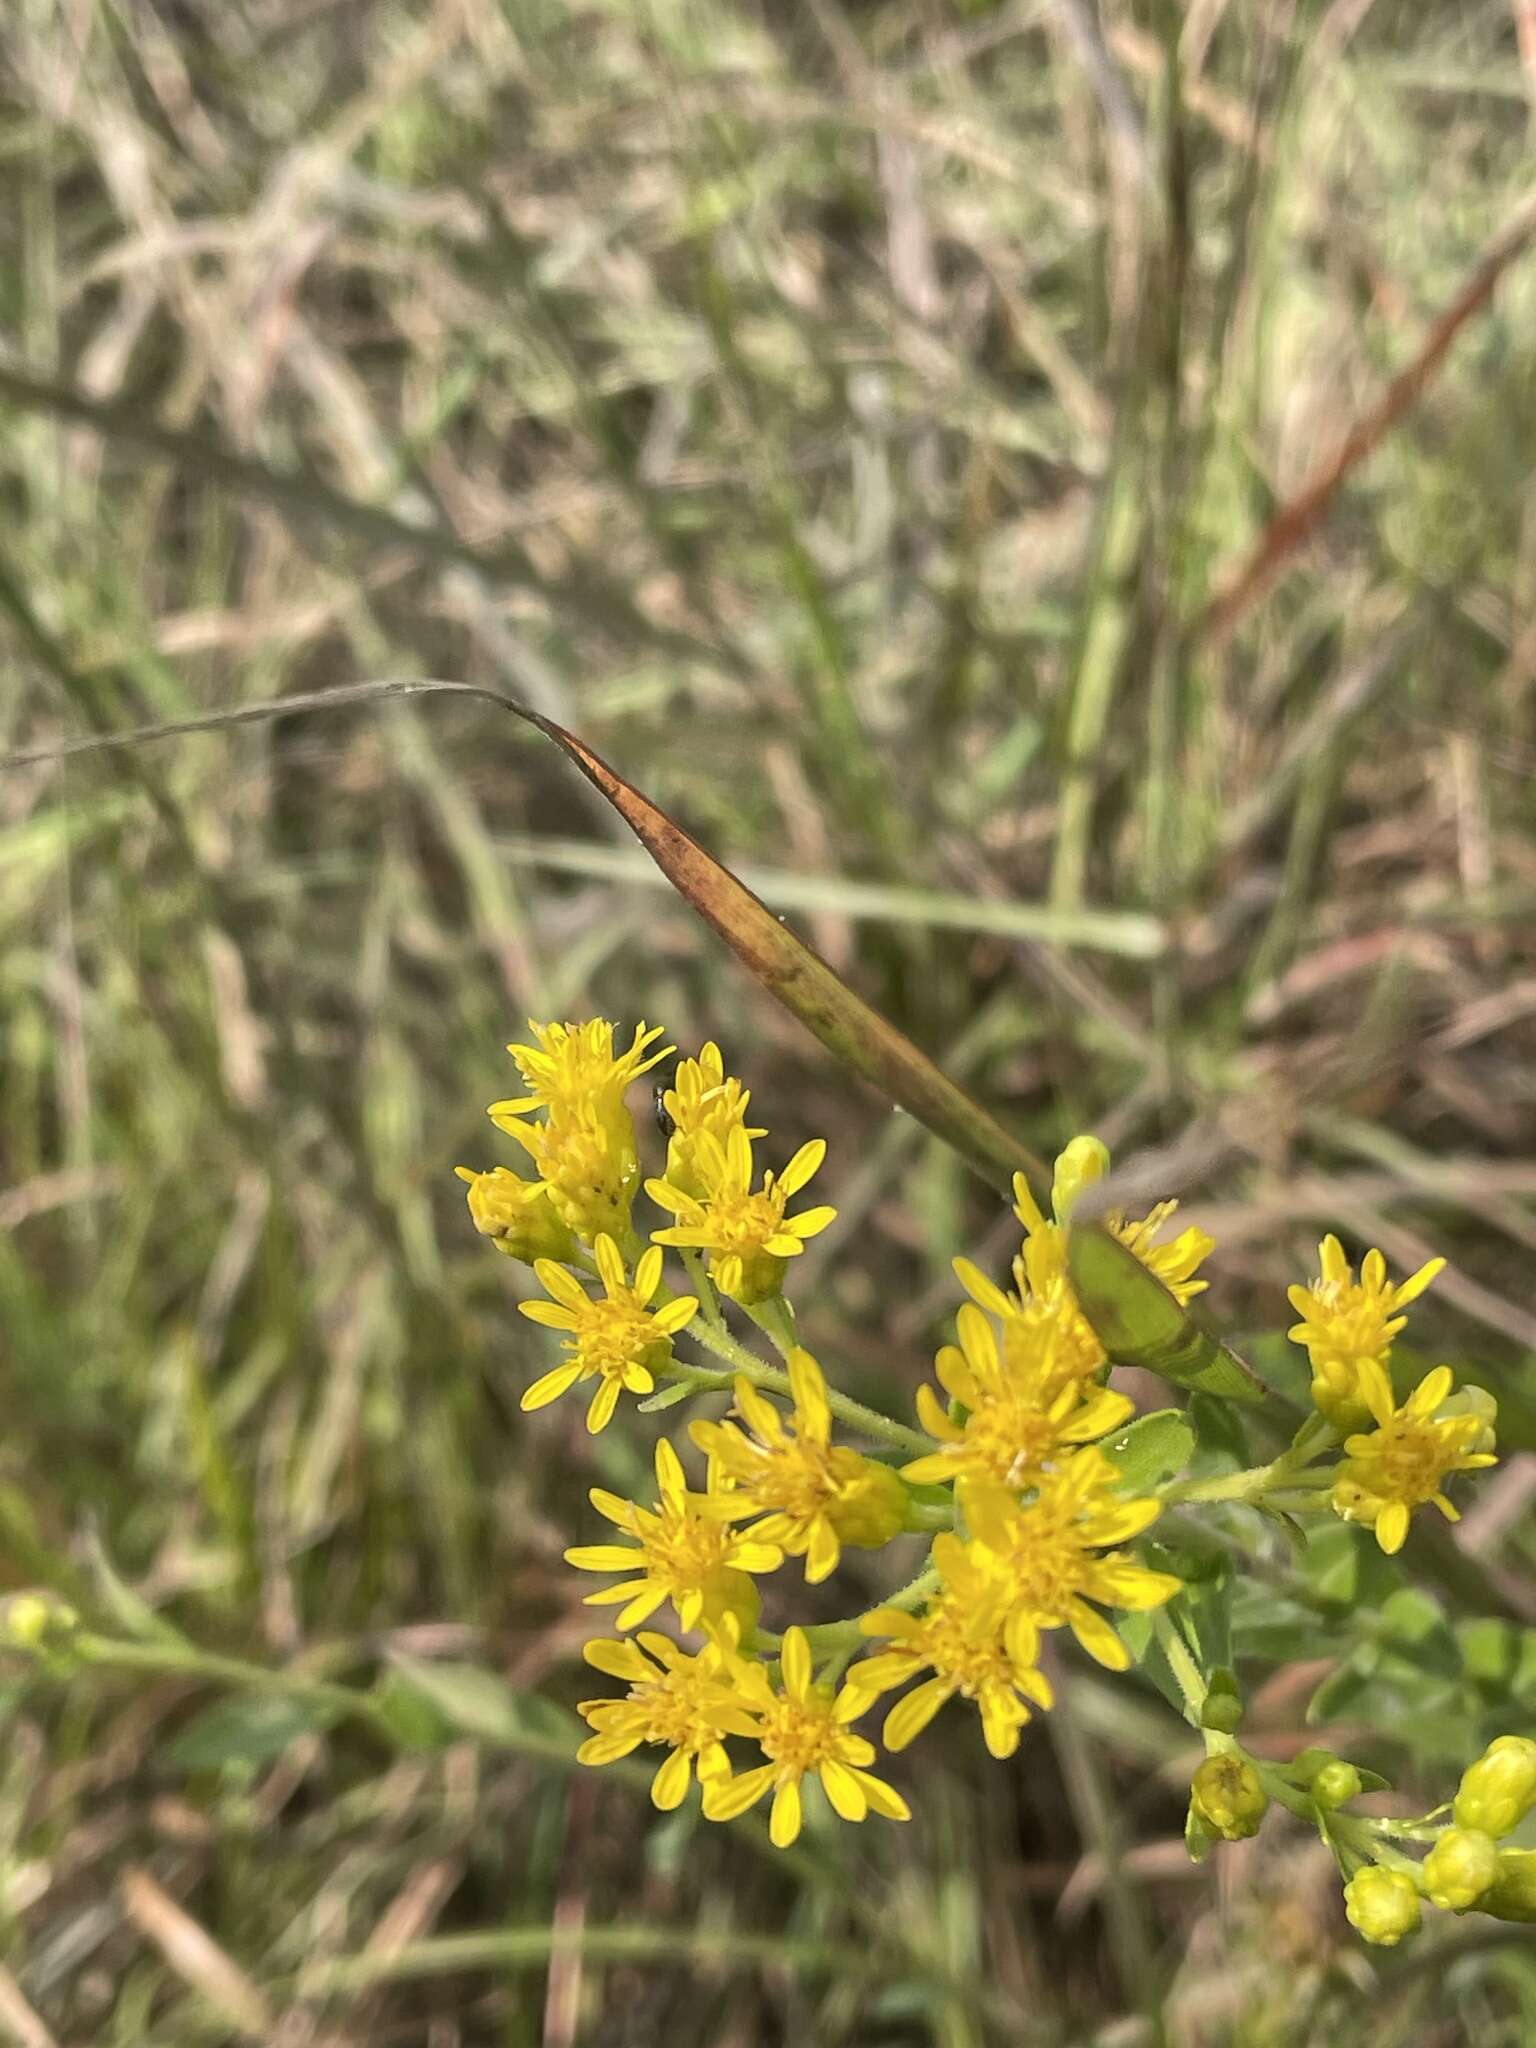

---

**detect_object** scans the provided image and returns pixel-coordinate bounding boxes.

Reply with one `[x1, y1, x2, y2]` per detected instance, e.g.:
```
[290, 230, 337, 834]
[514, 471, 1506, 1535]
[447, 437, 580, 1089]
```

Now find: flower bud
[1190, 1755, 1268, 1841]
[2, 1592, 78, 1649]
[1051, 1136, 1111, 1222]
[1423, 1827, 1499, 1912]
[1312, 1760, 1363, 1810]
[828, 1454, 909, 1552]
[1439, 1384, 1498, 1456]
[1480, 1847, 1536, 1924]
[1454, 1735, 1536, 1838]
[456, 1166, 578, 1265]
[1344, 1865, 1421, 1946]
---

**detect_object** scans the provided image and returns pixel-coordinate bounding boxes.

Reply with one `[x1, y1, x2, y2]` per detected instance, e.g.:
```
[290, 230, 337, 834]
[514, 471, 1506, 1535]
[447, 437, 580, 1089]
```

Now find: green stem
[757, 1563, 941, 1655]
[679, 1247, 725, 1334]
[1150, 1607, 1208, 1725]
[670, 1318, 929, 1456]
[745, 1296, 798, 1358]
[74, 1632, 398, 1742]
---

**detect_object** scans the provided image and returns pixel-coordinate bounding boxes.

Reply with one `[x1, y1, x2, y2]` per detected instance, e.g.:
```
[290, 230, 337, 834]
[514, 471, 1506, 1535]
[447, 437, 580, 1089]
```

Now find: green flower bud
[1423, 1827, 1499, 1912]
[1313, 1760, 1363, 1810]
[1454, 1735, 1536, 1838]
[1344, 1865, 1421, 1946]
[1439, 1384, 1498, 1456]
[1051, 1136, 1111, 1222]
[1190, 1754, 1268, 1841]
[1200, 1690, 1244, 1736]
[2, 1592, 79, 1649]
[1480, 1847, 1536, 1924]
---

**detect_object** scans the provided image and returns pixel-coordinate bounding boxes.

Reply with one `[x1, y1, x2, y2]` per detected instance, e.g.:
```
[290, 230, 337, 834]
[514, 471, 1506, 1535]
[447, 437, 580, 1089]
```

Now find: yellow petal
[521, 1363, 583, 1410]
[769, 1777, 803, 1847]
[586, 1378, 623, 1433]
[852, 1768, 910, 1821]
[788, 1348, 832, 1444]
[779, 1139, 826, 1197]
[781, 1627, 813, 1701]
[884, 1676, 951, 1751]
[703, 1765, 774, 1822]
[819, 1759, 867, 1821]
[651, 1748, 693, 1811]
[1376, 1500, 1410, 1555]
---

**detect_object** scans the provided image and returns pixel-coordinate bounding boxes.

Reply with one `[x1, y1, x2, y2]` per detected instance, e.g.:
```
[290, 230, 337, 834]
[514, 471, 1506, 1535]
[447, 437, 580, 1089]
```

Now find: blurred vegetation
[3, 0, 1536, 2040]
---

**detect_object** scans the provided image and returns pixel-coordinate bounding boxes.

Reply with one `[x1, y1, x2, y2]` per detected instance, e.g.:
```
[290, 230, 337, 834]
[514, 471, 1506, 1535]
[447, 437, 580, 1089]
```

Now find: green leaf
[384, 1656, 529, 1745]
[637, 1381, 699, 1414]
[1379, 1587, 1459, 1677]
[1459, 1618, 1536, 1703]
[1065, 1225, 1266, 1403]
[1099, 1409, 1195, 1492]
[167, 1693, 339, 1773]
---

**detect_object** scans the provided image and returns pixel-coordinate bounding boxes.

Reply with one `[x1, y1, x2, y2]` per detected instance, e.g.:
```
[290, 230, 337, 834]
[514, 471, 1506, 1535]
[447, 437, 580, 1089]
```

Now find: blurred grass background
[4, 0, 1536, 2040]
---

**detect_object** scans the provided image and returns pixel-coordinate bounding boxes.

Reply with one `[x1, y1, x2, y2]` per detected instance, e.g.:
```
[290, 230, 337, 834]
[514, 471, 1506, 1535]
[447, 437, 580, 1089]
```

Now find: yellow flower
[701, 1626, 911, 1846]
[518, 1236, 698, 1432]
[903, 1304, 1133, 1491]
[455, 1165, 577, 1266]
[1331, 1359, 1497, 1554]
[576, 1631, 759, 1810]
[690, 1348, 908, 1582]
[660, 1042, 766, 1199]
[487, 1018, 670, 1244]
[647, 1129, 836, 1304]
[496, 1018, 671, 1130]
[958, 1450, 1181, 1670]
[853, 1534, 1055, 1760]
[493, 1100, 640, 1246]
[565, 1438, 782, 1633]
[1288, 1236, 1445, 1431]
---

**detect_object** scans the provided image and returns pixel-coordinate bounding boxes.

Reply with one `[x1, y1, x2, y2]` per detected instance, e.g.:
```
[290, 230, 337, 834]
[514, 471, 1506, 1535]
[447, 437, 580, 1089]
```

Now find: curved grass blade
[514, 704, 1045, 1194]
[2, 680, 1044, 1194]
[1066, 1222, 1266, 1404]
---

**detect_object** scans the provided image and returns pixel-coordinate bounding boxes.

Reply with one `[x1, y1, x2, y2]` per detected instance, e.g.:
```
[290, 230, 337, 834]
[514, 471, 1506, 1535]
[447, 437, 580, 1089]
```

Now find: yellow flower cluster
[456, 1018, 1503, 1875]
[1288, 1234, 1497, 1553]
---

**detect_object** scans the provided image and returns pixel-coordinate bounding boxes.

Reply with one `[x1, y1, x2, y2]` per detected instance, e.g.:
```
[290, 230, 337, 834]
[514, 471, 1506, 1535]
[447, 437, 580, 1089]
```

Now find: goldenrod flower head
[648, 1129, 836, 1304]
[1455, 1736, 1536, 1838]
[952, 1256, 1107, 1388]
[500, 1018, 671, 1127]
[565, 1437, 781, 1634]
[455, 1165, 577, 1266]
[702, 1626, 911, 1846]
[1423, 1826, 1498, 1913]
[691, 1349, 907, 1581]
[1288, 1235, 1445, 1431]
[1482, 1847, 1536, 1924]
[1330, 1359, 1497, 1555]
[661, 1042, 767, 1200]
[958, 1450, 1181, 1670]
[1190, 1754, 1268, 1840]
[905, 1304, 1134, 1492]
[1344, 1865, 1422, 1945]
[1008, 1146, 1213, 1378]
[854, 1534, 1055, 1760]
[576, 1631, 758, 1810]
[494, 1101, 641, 1245]
[518, 1236, 698, 1433]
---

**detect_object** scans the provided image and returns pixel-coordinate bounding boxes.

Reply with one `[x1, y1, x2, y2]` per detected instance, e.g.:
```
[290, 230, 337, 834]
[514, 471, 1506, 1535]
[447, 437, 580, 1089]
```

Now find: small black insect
[653, 1074, 677, 1139]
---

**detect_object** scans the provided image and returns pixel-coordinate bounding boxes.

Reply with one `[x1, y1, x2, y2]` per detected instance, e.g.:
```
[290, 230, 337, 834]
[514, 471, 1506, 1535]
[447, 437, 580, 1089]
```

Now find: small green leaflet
[1065, 1222, 1267, 1404]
